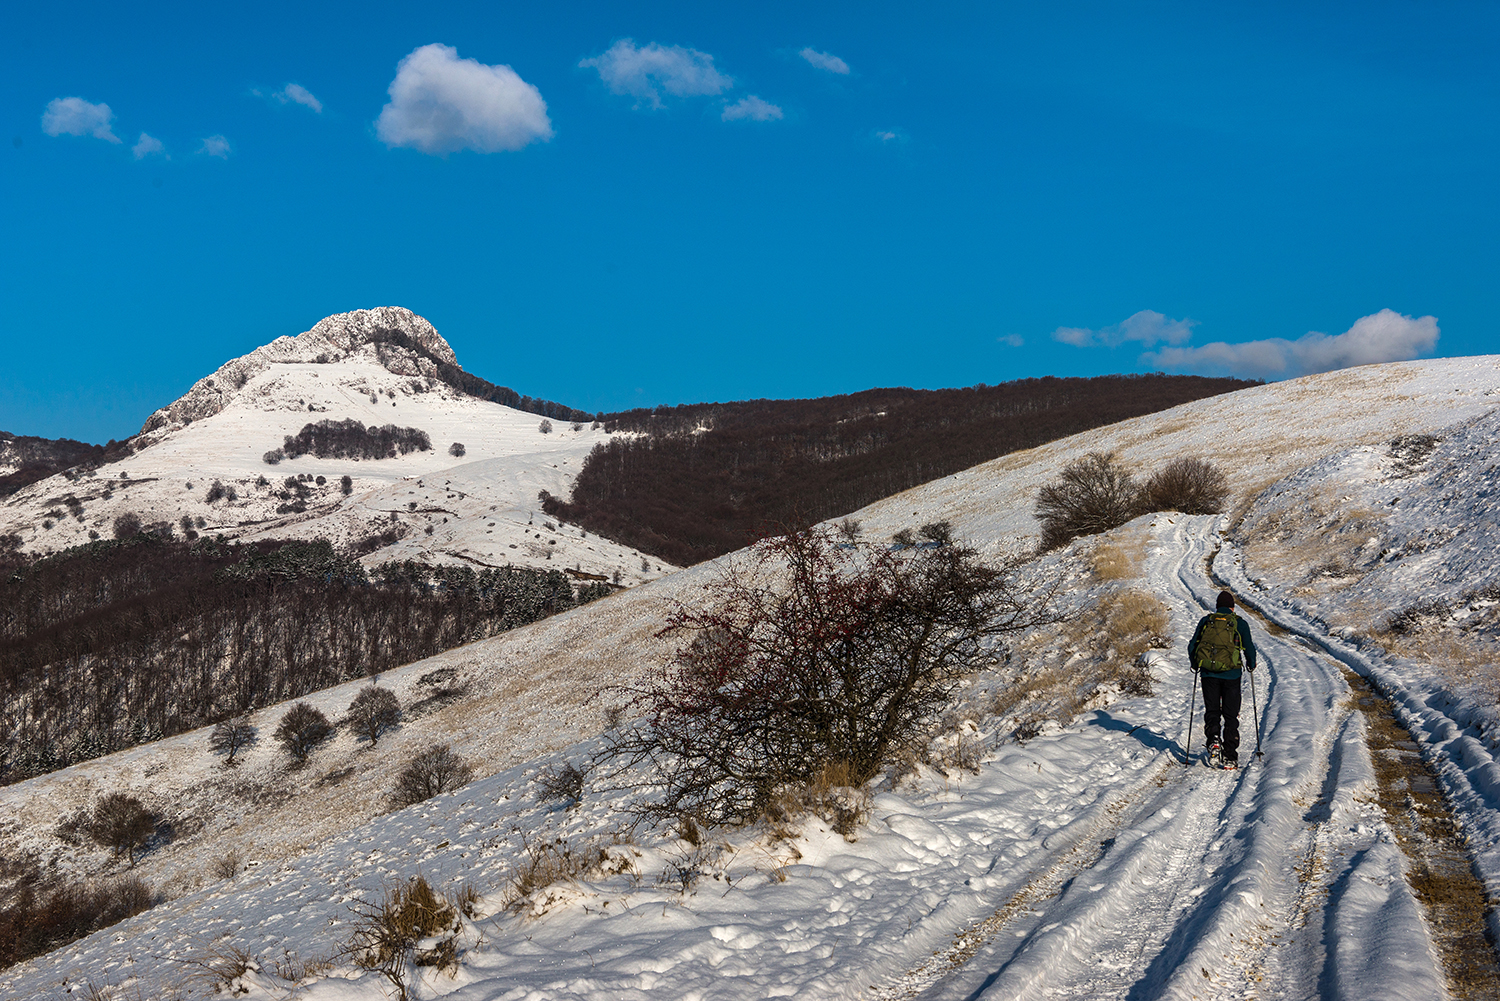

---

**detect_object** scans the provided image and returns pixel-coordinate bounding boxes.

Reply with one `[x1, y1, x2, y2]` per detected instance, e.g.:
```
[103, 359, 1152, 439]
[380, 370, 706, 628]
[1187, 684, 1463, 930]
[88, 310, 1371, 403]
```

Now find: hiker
[1187, 590, 1256, 769]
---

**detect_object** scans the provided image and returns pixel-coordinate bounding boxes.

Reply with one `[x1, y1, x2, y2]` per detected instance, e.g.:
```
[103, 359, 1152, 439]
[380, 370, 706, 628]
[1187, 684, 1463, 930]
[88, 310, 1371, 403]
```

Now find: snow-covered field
[4, 355, 1500, 1000]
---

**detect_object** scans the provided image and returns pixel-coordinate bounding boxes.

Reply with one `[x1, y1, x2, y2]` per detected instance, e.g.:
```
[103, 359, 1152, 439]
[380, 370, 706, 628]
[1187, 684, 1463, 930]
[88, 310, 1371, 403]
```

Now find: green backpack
[1194, 612, 1243, 674]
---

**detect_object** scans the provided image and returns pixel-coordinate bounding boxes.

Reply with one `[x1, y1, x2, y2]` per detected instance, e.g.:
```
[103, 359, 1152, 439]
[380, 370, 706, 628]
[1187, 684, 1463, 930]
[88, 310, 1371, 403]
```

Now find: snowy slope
[0, 307, 673, 582]
[4, 355, 1500, 1001]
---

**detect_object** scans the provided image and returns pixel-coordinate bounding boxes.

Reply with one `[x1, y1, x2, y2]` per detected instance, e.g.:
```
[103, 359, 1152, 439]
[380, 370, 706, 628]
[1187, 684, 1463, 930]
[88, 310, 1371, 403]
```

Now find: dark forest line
[543, 374, 1259, 566]
[0, 536, 611, 784]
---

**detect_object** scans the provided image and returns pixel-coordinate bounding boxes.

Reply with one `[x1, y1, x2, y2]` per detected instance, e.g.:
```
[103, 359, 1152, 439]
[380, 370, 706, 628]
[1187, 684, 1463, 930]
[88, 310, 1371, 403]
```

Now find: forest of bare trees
[544, 373, 1257, 566]
[0, 535, 607, 784]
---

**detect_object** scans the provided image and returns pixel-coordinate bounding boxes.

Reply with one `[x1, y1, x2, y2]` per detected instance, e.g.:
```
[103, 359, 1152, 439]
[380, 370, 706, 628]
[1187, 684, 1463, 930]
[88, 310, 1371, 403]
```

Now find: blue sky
[3, 1, 1497, 443]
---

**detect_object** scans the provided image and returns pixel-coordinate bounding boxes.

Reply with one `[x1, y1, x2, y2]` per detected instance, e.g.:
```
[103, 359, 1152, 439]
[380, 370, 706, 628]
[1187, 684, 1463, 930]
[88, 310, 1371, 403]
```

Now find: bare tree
[112, 512, 143, 539]
[208, 716, 257, 766]
[608, 525, 1054, 825]
[538, 419, 553, 435]
[448, 442, 466, 457]
[348, 686, 401, 747]
[274, 702, 333, 764]
[87, 792, 155, 865]
[390, 744, 473, 807]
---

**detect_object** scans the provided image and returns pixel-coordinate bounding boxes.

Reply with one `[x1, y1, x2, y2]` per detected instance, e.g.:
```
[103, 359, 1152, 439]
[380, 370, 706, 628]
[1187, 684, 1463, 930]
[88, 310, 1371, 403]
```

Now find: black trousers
[1200, 675, 1242, 758]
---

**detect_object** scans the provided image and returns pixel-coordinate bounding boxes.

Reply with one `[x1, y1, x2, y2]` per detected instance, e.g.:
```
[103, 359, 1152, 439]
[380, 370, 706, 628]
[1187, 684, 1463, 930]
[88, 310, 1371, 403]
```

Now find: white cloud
[377, 43, 552, 155]
[722, 95, 783, 122]
[799, 47, 850, 74]
[580, 39, 732, 109]
[132, 132, 165, 159]
[41, 97, 121, 143]
[998, 334, 1025, 348]
[1142, 309, 1440, 380]
[873, 128, 908, 144]
[1052, 309, 1197, 348]
[276, 83, 323, 113]
[198, 135, 232, 158]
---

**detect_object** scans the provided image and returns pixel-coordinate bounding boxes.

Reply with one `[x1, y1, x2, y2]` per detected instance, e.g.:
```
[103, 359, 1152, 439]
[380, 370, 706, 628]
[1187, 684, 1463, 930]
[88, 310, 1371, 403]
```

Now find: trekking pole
[1181, 670, 1199, 766]
[1249, 665, 1264, 760]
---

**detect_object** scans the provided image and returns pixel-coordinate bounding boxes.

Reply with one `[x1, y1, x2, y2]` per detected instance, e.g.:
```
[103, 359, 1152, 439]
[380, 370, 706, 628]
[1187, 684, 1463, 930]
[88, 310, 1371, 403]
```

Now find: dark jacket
[1187, 609, 1256, 681]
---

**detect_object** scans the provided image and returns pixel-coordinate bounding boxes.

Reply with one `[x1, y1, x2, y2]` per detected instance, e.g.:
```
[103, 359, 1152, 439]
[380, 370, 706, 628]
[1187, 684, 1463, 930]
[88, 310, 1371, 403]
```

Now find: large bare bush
[608, 525, 1053, 826]
[390, 744, 474, 807]
[1035, 451, 1141, 550]
[86, 792, 156, 865]
[1140, 456, 1228, 515]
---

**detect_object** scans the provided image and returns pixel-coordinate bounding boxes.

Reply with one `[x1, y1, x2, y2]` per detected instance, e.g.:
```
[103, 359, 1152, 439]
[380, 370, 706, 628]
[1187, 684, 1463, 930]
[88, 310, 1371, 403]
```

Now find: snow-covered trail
[895, 516, 1448, 1001]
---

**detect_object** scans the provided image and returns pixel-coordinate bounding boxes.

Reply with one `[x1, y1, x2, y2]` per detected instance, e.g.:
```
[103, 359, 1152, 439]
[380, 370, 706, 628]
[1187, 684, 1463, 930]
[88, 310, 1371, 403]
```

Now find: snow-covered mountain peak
[139, 307, 455, 434]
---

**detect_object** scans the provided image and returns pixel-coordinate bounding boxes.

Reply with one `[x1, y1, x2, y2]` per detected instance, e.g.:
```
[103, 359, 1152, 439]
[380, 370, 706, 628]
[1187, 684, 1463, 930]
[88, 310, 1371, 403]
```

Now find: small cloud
[722, 95, 783, 122]
[377, 43, 552, 155]
[132, 132, 165, 159]
[873, 128, 909, 144]
[41, 97, 121, 143]
[1141, 309, 1440, 380]
[799, 47, 850, 75]
[580, 39, 732, 110]
[198, 135, 232, 158]
[276, 83, 323, 113]
[1051, 309, 1197, 348]
[998, 334, 1025, 348]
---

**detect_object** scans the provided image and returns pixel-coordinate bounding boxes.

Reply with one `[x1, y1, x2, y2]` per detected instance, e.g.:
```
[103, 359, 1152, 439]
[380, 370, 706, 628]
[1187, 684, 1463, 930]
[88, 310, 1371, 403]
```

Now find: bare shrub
[448, 442, 466, 457]
[273, 949, 334, 983]
[536, 762, 586, 807]
[507, 838, 611, 911]
[1035, 451, 1141, 550]
[919, 520, 953, 546]
[341, 474, 353, 495]
[933, 726, 986, 776]
[182, 941, 258, 996]
[0, 875, 154, 970]
[112, 512, 143, 539]
[210, 848, 241, 880]
[274, 702, 333, 765]
[390, 744, 473, 807]
[609, 525, 1054, 826]
[347, 686, 401, 747]
[208, 717, 257, 765]
[1140, 456, 1228, 515]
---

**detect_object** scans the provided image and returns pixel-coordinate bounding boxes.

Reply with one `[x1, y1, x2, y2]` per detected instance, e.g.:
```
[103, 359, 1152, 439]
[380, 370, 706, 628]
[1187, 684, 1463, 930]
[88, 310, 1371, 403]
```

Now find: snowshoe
[1221, 757, 1239, 771]
[1205, 742, 1222, 769]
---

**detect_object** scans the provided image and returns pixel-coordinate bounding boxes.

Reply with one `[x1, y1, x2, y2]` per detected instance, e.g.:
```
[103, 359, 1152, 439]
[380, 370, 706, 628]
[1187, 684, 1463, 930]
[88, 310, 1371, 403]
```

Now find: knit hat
[1216, 590, 1235, 609]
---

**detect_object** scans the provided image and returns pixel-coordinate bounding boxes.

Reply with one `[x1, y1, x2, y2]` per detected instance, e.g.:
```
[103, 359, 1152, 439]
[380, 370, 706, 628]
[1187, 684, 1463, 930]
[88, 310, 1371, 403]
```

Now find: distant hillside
[546, 374, 1260, 565]
[0, 432, 133, 499]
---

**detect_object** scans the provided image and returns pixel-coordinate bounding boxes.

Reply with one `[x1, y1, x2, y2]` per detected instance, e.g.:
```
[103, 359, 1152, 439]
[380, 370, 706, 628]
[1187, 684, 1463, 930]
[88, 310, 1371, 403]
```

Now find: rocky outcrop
[140, 307, 456, 434]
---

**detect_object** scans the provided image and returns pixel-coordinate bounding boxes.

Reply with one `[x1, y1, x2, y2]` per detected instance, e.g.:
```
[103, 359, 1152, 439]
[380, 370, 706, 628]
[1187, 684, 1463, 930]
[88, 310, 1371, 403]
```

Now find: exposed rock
[140, 307, 455, 434]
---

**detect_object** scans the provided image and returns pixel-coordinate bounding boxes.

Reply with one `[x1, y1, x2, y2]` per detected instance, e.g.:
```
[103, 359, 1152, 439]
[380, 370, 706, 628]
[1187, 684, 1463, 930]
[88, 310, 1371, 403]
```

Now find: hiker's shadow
[1086, 710, 1179, 755]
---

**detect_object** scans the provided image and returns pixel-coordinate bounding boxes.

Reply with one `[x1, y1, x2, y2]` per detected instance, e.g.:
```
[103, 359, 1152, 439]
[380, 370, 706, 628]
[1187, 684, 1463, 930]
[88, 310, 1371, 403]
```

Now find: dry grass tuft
[505, 837, 624, 912]
[989, 586, 1170, 738]
[1091, 541, 1135, 580]
[343, 875, 468, 999]
[761, 759, 873, 839]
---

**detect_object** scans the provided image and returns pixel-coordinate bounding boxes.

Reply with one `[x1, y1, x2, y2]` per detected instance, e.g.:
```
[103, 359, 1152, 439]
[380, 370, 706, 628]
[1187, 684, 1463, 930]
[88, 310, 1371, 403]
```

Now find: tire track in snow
[876, 516, 1449, 1001]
